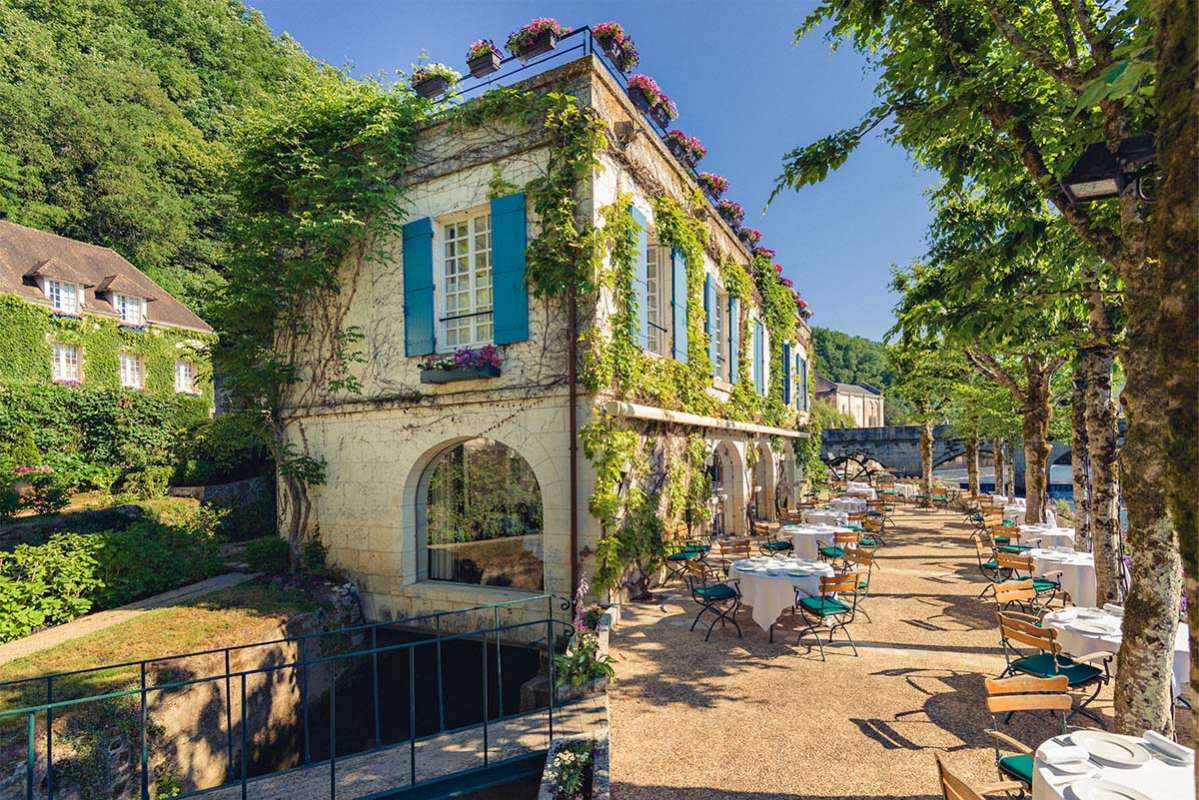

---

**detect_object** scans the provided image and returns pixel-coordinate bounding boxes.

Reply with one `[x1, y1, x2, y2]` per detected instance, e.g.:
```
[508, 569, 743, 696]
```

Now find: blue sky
[246, 0, 936, 341]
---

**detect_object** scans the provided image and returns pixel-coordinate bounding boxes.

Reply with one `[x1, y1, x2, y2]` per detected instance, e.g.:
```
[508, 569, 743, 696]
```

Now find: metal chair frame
[793, 572, 859, 660]
[684, 560, 743, 642]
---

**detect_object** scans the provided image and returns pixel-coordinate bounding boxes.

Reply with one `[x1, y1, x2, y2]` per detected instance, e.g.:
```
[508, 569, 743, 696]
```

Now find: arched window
[420, 438, 543, 590]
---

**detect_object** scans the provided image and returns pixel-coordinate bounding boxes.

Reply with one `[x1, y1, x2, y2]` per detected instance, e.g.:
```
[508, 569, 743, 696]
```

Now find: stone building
[282, 51, 813, 621]
[814, 376, 885, 428]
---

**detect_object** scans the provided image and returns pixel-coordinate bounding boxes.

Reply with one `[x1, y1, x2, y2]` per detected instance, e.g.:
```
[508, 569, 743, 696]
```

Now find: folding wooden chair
[684, 560, 742, 642]
[751, 518, 793, 556]
[934, 753, 1024, 800]
[983, 675, 1072, 790]
[845, 548, 876, 622]
[995, 552, 1062, 608]
[816, 531, 858, 568]
[793, 572, 859, 660]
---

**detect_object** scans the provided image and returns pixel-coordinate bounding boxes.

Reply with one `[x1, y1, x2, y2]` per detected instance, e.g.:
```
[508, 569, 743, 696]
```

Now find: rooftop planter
[412, 64, 459, 98]
[716, 199, 745, 229]
[419, 345, 502, 384]
[696, 171, 728, 200]
[664, 129, 706, 169]
[592, 22, 639, 73]
[739, 227, 762, 246]
[466, 40, 502, 77]
[507, 18, 569, 61]
[626, 74, 677, 129]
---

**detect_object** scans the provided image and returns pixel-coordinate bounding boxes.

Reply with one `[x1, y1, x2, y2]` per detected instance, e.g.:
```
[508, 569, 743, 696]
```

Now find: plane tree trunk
[1070, 367, 1091, 546]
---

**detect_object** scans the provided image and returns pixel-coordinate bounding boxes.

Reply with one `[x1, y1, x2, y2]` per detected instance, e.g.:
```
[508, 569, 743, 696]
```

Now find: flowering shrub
[419, 345, 501, 371]
[753, 245, 776, 259]
[13, 465, 52, 476]
[664, 129, 706, 165]
[626, 74, 678, 121]
[716, 199, 744, 225]
[796, 294, 812, 319]
[696, 171, 728, 197]
[592, 21, 639, 72]
[555, 577, 615, 688]
[412, 63, 460, 85]
[506, 18, 570, 54]
[740, 228, 762, 245]
[546, 741, 594, 800]
[466, 39, 500, 61]
[52, 379, 82, 386]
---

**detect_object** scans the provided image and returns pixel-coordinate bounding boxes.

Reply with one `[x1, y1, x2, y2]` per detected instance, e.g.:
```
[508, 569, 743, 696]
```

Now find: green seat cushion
[1011, 653, 1102, 686]
[799, 596, 851, 616]
[993, 536, 1011, 545]
[998, 754, 1033, 784]
[1002, 520, 1016, 527]
[970, 513, 984, 522]
[858, 537, 878, 547]
[818, 546, 846, 559]
[1032, 578, 1058, 593]
[857, 579, 870, 591]
[881, 489, 897, 496]
[998, 544, 1032, 553]
[847, 524, 866, 532]
[762, 540, 792, 552]
[667, 551, 693, 561]
[933, 495, 948, 502]
[694, 583, 737, 601]
[981, 559, 999, 570]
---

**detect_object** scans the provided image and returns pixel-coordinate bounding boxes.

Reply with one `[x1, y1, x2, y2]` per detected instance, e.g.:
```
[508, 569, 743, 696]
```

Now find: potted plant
[752, 245, 776, 260]
[696, 171, 728, 200]
[626, 74, 677, 128]
[419, 345, 502, 383]
[411, 63, 460, 98]
[592, 22, 639, 73]
[507, 18, 569, 61]
[716, 199, 745, 228]
[664, 130, 706, 169]
[466, 39, 502, 77]
[739, 227, 762, 246]
[796, 294, 813, 320]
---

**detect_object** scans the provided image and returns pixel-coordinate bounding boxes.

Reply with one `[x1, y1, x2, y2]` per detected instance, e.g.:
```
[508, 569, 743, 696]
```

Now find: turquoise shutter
[753, 319, 765, 395]
[670, 248, 688, 362]
[704, 274, 717, 376]
[402, 217, 435, 356]
[491, 193, 528, 344]
[728, 297, 740, 382]
[782, 342, 792, 405]
[629, 206, 649, 348]
[801, 355, 809, 410]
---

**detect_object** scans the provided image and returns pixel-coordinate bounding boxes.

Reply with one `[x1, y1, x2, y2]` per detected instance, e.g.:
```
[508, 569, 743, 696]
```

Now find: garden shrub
[120, 466, 173, 500]
[0, 488, 19, 523]
[6, 425, 41, 467]
[244, 536, 290, 574]
[173, 410, 272, 486]
[300, 535, 327, 573]
[43, 452, 121, 493]
[27, 473, 70, 515]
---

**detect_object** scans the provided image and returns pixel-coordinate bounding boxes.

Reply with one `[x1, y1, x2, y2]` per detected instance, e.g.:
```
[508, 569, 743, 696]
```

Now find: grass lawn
[0, 580, 317, 715]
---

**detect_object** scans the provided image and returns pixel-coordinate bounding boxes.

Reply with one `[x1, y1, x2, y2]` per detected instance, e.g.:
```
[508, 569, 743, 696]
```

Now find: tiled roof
[0, 220, 212, 333]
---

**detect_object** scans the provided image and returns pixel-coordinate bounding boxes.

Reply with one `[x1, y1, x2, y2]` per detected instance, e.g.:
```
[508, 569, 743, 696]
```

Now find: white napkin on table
[1051, 607, 1079, 622]
[1103, 603, 1125, 617]
[1040, 739, 1089, 766]
[1143, 730, 1194, 763]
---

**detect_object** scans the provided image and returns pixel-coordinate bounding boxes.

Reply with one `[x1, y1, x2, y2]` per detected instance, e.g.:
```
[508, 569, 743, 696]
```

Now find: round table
[1032, 731, 1193, 800]
[828, 497, 867, 514]
[782, 524, 852, 561]
[1018, 524, 1076, 550]
[802, 508, 848, 527]
[844, 484, 877, 500]
[1029, 548, 1096, 606]
[892, 484, 917, 499]
[1003, 504, 1027, 523]
[728, 557, 835, 632]
[1042, 607, 1190, 698]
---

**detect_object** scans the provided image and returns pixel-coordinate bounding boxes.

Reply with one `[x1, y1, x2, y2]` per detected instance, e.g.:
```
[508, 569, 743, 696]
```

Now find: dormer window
[114, 293, 146, 326]
[46, 279, 81, 315]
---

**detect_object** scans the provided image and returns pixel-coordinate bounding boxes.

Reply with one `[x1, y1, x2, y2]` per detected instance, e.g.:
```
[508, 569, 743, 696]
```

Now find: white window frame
[114, 293, 146, 326]
[51, 343, 80, 383]
[119, 352, 144, 390]
[646, 242, 672, 356]
[434, 205, 493, 353]
[174, 360, 197, 394]
[44, 279, 81, 315]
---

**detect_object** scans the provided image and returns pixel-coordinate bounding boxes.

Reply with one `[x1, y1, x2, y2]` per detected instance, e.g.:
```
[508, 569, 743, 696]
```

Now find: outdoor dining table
[1004, 504, 1028, 523]
[892, 483, 917, 499]
[1028, 547, 1096, 606]
[1031, 729, 1193, 800]
[828, 497, 867, 514]
[1042, 606, 1191, 698]
[727, 556, 835, 632]
[844, 482, 877, 500]
[782, 523, 853, 561]
[802, 508, 848, 527]
[1018, 524, 1076, 550]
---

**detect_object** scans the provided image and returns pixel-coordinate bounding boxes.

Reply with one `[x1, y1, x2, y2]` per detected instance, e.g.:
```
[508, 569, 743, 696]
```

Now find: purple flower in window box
[506, 18, 570, 61]
[697, 172, 728, 199]
[466, 39, 502, 77]
[739, 228, 762, 245]
[53, 379, 82, 386]
[627, 74, 677, 127]
[420, 345, 503, 383]
[412, 63, 460, 98]
[716, 199, 744, 227]
[780, 277, 793, 288]
[593, 22, 640, 73]
[664, 129, 706, 168]
[753, 245, 776, 259]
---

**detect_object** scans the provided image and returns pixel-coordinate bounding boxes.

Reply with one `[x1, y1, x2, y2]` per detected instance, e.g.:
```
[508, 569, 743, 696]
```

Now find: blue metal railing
[0, 593, 576, 800]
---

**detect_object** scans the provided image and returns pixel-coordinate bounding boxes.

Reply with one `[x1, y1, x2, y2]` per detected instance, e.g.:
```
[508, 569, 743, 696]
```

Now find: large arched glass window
[420, 438, 543, 590]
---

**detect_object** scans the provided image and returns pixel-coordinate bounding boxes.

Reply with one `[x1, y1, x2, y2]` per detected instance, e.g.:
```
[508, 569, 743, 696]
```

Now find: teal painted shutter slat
[728, 297, 740, 383]
[490, 193, 528, 344]
[753, 319, 765, 395]
[671, 248, 688, 362]
[799, 355, 809, 410]
[782, 342, 792, 406]
[629, 206, 649, 349]
[704, 274, 717, 376]
[402, 217, 435, 356]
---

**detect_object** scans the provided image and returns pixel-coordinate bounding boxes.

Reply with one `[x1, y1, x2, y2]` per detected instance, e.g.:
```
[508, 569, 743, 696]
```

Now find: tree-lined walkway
[605, 505, 1183, 799]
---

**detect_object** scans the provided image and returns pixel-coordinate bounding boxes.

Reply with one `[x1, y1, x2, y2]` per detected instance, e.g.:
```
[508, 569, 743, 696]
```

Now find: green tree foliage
[0, 0, 318, 311]
[810, 326, 911, 421]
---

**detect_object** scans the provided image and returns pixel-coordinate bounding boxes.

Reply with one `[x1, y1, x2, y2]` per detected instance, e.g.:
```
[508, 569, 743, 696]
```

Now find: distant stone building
[815, 375, 884, 427]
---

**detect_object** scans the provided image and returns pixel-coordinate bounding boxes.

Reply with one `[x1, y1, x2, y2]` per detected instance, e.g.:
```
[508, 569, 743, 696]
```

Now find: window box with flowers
[506, 18, 569, 61]
[419, 345, 502, 384]
[739, 227, 762, 246]
[664, 130, 705, 169]
[412, 64, 460, 99]
[592, 22, 638, 73]
[716, 199, 744, 229]
[696, 171, 727, 200]
[625, 74, 677, 129]
[466, 39, 502, 77]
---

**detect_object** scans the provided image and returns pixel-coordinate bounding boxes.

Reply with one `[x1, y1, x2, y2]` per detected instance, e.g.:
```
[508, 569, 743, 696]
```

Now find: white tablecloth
[1029, 548, 1097, 606]
[802, 508, 848, 527]
[1019, 525, 1076, 550]
[844, 484, 877, 500]
[1032, 732, 1193, 800]
[828, 497, 867, 514]
[1004, 504, 1027, 523]
[892, 484, 917, 499]
[1042, 607, 1191, 698]
[728, 557, 835, 631]
[782, 524, 852, 561]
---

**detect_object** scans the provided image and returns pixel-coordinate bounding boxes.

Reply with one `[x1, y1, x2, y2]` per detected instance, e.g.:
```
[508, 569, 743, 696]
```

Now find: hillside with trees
[809, 326, 911, 422]
[0, 0, 318, 315]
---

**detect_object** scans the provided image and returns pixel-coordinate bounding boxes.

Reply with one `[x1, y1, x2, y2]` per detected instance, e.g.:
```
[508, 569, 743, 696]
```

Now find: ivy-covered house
[0, 220, 214, 402]
[281, 52, 813, 618]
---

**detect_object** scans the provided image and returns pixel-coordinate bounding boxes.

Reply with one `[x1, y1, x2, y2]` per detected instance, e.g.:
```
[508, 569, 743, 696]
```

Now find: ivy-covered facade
[281, 56, 813, 617]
